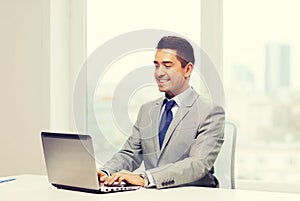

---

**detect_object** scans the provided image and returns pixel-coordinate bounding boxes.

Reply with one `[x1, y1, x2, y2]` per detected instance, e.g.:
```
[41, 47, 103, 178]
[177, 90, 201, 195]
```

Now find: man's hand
[104, 170, 144, 186]
[97, 170, 109, 182]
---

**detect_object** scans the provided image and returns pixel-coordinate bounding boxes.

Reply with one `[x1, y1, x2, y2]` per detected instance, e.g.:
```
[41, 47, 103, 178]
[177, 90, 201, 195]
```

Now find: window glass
[224, 0, 300, 182]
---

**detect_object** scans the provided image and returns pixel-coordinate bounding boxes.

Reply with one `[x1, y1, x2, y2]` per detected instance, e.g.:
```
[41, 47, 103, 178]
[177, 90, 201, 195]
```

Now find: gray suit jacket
[104, 89, 225, 189]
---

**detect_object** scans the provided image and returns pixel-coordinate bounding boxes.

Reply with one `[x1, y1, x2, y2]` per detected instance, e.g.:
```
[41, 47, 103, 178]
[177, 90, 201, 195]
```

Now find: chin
[158, 87, 167, 93]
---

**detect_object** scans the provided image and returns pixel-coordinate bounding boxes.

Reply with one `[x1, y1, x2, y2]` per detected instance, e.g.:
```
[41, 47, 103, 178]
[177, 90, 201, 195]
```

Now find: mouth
[156, 79, 170, 86]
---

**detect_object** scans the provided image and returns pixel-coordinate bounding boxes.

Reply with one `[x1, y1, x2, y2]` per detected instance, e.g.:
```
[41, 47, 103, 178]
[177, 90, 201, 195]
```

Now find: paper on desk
[0, 177, 16, 183]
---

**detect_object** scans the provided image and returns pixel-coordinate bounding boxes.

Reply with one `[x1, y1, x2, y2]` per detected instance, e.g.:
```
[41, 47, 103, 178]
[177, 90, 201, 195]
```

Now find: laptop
[41, 132, 140, 193]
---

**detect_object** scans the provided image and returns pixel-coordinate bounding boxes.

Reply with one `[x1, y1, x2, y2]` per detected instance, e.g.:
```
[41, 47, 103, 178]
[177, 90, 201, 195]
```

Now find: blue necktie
[159, 99, 176, 149]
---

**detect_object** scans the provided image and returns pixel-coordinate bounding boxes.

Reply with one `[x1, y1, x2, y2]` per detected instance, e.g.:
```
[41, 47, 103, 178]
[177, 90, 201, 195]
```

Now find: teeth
[159, 79, 168, 83]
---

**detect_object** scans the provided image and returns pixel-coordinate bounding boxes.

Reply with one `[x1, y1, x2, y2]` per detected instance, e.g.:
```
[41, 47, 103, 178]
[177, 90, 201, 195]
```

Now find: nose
[155, 66, 165, 77]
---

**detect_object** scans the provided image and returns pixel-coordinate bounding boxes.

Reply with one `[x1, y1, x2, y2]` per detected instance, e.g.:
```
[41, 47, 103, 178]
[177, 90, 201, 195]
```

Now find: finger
[97, 170, 108, 182]
[118, 176, 126, 185]
[99, 174, 108, 182]
[106, 174, 120, 185]
[97, 170, 105, 177]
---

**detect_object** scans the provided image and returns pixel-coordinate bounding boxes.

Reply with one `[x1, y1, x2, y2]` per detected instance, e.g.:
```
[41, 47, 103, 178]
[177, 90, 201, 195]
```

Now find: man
[98, 36, 225, 189]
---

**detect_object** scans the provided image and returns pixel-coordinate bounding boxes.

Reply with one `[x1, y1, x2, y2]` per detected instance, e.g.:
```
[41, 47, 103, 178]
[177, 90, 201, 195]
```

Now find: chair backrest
[214, 122, 237, 189]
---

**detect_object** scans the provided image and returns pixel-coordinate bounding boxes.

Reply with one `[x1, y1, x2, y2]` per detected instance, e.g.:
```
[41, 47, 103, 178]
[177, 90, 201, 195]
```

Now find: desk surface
[1, 175, 300, 201]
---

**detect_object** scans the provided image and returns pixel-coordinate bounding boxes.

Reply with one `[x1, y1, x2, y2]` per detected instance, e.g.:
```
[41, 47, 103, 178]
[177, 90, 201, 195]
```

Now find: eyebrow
[153, 61, 174, 65]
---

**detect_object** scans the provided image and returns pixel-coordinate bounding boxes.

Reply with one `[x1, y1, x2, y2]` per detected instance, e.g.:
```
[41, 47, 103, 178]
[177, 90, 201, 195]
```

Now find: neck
[165, 85, 190, 99]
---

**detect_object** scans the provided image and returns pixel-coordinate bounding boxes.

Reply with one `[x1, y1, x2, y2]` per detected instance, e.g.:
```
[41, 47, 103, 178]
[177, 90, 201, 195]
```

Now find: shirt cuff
[100, 168, 111, 177]
[145, 171, 156, 188]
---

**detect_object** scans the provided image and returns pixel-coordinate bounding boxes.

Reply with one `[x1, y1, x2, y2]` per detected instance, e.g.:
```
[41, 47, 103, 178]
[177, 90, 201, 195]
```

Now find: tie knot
[164, 100, 176, 111]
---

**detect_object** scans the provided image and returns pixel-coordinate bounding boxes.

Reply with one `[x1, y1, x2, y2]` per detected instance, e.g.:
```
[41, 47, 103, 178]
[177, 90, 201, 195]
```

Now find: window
[224, 0, 300, 185]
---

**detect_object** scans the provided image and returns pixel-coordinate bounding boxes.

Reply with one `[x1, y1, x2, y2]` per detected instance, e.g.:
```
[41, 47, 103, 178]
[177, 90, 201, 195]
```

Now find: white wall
[0, 0, 50, 176]
[50, 0, 86, 132]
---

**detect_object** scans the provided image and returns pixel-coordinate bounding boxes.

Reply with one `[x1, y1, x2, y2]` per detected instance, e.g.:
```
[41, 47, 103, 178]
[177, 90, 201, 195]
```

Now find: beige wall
[0, 0, 50, 176]
[0, 0, 85, 177]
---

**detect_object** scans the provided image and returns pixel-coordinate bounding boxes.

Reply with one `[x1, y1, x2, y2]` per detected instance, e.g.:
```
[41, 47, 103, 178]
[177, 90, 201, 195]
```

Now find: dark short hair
[156, 36, 195, 67]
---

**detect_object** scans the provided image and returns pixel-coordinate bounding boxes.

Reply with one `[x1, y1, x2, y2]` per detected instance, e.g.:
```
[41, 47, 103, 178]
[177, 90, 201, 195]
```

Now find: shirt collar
[165, 86, 192, 108]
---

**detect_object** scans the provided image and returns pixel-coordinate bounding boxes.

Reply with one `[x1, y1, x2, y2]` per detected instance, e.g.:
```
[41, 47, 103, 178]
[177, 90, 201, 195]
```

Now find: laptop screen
[41, 132, 100, 190]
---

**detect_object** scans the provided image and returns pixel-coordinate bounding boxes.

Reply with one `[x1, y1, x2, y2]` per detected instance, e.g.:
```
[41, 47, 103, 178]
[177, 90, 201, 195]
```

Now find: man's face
[154, 49, 193, 98]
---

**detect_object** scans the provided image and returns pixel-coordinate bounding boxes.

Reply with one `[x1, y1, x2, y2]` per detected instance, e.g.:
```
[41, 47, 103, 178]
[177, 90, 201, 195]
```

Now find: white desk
[1, 175, 300, 201]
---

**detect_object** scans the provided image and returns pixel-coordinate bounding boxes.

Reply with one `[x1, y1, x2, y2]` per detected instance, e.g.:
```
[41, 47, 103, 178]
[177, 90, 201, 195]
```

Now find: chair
[214, 122, 237, 189]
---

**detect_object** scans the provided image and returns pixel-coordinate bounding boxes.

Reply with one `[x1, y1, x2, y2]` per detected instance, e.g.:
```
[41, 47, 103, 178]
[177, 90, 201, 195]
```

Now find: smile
[158, 79, 169, 83]
[157, 79, 170, 85]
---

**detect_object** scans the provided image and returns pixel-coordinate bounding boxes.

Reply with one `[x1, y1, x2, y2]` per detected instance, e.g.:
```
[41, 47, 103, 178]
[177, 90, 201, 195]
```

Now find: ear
[185, 62, 194, 78]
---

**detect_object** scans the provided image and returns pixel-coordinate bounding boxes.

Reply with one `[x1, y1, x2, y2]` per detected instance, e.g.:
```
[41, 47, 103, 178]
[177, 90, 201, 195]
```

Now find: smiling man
[98, 36, 225, 189]
[154, 48, 192, 99]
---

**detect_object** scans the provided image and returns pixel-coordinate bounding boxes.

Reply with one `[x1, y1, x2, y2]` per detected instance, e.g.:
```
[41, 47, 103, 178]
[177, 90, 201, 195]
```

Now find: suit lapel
[158, 89, 199, 160]
[150, 98, 164, 158]
[159, 106, 190, 151]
